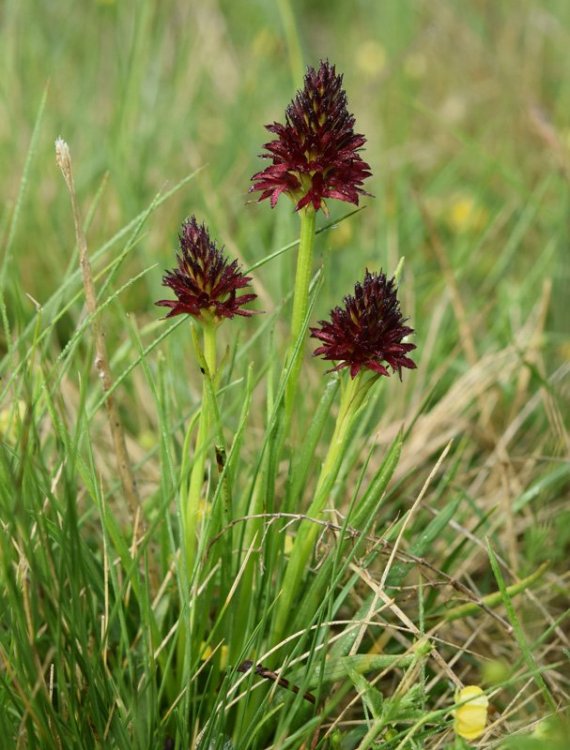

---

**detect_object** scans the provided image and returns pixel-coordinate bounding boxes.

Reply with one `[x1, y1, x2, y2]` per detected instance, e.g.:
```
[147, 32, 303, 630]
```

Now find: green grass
[1, 1, 569, 748]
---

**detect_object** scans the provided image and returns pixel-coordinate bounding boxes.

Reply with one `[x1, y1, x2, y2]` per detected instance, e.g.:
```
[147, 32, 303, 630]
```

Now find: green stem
[285, 206, 316, 421]
[241, 208, 315, 658]
[185, 321, 217, 575]
[203, 321, 217, 378]
[272, 372, 367, 647]
[442, 561, 549, 623]
[308, 374, 361, 505]
[290, 207, 317, 341]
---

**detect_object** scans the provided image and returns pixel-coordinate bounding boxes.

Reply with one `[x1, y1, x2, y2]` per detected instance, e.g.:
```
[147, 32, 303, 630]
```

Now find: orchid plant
[154, 60, 418, 746]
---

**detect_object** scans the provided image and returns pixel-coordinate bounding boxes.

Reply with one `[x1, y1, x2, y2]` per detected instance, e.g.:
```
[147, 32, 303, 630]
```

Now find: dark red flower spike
[310, 270, 416, 379]
[251, 61, 372, 213]
[156, 217, 257, 323]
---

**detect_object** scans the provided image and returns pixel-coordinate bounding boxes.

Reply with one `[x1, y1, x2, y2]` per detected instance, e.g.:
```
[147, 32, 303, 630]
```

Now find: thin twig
[55, 138, 141, 519]
[237, 659, 316, 704]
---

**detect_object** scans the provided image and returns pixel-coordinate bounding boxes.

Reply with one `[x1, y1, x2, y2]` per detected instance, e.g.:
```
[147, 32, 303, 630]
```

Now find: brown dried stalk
[55, 138, 140, 518]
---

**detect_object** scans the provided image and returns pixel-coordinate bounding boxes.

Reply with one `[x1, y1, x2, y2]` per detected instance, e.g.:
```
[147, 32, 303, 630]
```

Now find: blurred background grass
[2, 0, 568, 332]
[2, 0, 569, 526]
[2, 0, 569, 546]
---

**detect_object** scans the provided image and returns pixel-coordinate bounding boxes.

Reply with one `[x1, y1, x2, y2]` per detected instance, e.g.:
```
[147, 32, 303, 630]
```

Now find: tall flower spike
[156, 217, 257, 323]
[310, 270, 416, 379]
[250, 60, 372, 212]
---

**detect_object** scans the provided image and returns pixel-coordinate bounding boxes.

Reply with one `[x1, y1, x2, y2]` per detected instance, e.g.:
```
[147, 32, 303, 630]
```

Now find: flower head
[250, 60, 371, 212]
[156, 217, 256, 323]
[310, 270, 416, 379]
[453, 686, 489, 741]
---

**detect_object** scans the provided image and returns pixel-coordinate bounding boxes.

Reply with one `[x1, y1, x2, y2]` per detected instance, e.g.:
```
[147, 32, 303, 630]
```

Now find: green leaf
[348, 668, 384, 720]
[350, 431, 403, 530]
[487, 541, 557, 711]
[287, 377, 339, 509]
[385, 495, 461, 589]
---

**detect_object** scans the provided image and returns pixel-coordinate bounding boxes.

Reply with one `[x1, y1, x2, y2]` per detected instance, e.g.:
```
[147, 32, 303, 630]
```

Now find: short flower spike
[250, 60, 372, 212]
[453, 686, 489, 741]
[310, 270, 416, 379]
[156, 217, 257, 323]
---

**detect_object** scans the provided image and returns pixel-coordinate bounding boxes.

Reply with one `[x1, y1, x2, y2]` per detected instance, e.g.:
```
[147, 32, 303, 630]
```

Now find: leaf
[350, 431, 404, 530]
[348, 668, 383, 720]
[385, 495, 461, 589]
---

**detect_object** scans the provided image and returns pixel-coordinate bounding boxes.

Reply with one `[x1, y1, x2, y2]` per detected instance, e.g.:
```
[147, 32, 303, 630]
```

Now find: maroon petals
[250, 61, 372, 212]
[310, 271, 416, 379]
[156, 217, 257, 323]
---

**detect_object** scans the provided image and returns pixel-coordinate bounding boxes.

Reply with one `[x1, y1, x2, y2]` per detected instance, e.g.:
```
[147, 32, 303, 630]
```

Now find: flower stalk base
[272, 370, 373, 647]
[285, 207, 317, 421]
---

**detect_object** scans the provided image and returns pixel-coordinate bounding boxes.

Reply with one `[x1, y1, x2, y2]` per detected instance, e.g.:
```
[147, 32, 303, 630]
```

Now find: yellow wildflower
[252, 28, 280, 59]
[453, 685, 489, 741]
[0, 399, 25, 444]
[200, 642, 213, 661]
[283, 535, 294, 555]
[445, 195, 488, 234]
[329, 218, 353, 250]
[196, 499, 211, 522]
[356, 41, 387, 77]
[200, 641, 229, 670]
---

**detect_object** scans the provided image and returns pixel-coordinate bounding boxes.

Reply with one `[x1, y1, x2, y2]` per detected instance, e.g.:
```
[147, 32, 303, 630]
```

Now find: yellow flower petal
[200, 642, 213, 661]
[453, 685, 489, 741]
[445, 195, 489, 234]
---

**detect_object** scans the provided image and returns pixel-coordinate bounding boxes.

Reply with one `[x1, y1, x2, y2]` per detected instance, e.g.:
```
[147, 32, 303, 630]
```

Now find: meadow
[1, 1, 569, 748]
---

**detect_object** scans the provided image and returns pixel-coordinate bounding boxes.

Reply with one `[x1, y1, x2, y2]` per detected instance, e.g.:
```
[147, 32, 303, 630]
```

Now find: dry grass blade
[55, 138, 141, 521]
